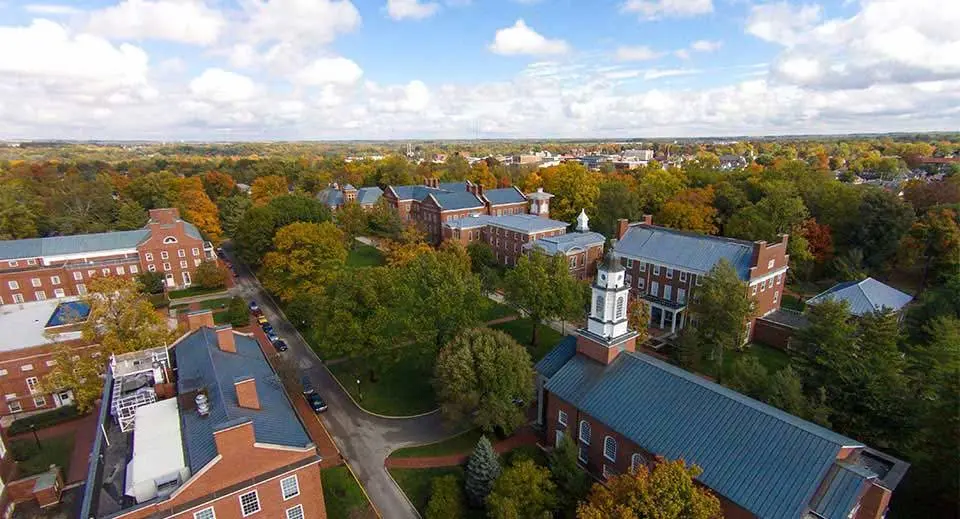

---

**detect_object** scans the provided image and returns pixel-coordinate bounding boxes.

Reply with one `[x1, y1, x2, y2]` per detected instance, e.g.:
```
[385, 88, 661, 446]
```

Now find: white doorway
[165, 273, 175, 288]
[54, 390, 74, 408]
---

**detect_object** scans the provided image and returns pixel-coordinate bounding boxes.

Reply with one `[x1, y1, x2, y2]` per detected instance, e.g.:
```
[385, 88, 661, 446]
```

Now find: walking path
[385, 427, 539, 469]
[10, 407, 99, 484]
[485, 292, 577, 336]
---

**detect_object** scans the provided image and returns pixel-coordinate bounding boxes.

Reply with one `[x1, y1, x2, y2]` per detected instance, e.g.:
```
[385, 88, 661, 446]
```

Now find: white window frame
[76, 284, 87, 295]
[194, 259, 202, 267]
[679, 271, 687, 282]
[776, 273, 782, 285]
[760, 281, 766, 292]
[653, 265, 661, 275]
[665, 268, 673, 279]
[7, 261, 16, 267]
[25, 376, 38, 392]
[180, 260, 188, 269]
[558, 410, 568, 426]
[193, 507, 215, 519]
[163, 263, 171, 272]
[8, 400, 22, 413]
[192, 248, 200, 257]
[768, 259, 775, 269]
[639, 262, 646, 273]
[116, 266, 125, 275]
[602, 464, 613, 479]
[631, 453, 646, 473]
[31, 278, 41, 288]
[663, 285, 672, 301]
[34, 291, 46, 301]
[163, 236, 178, 244]
[239, 490, 260, 517]
[26, 259, 36, 266]
[53, 288, 65, 298]
[7, 281, 18, 290]
[650, 281, 659, 297]
[625, 273, 632, 286]
[160, 251, 169, 260]
[285, 505, 304, 519]
[12, 294, 24, 304]
[678, 288, 686, 304]
[638, 278, 645, 291]
[774, 291, 780, 303]
[281, 475, 300, 500]
[577, 444, 588, 464]
[178, 249, 186, 258]
[33, 395, 45, 408]
[625, 258, 633, 269]
[148, 264, 157, 272]
[51, 276, 60, 285]
[603, 436, 617, 462]
[102, 268, 110, 276]
[73, 272, 83, 281]
[145, 252, 153, 262]
[130, 265, 139, 274]
[578, 420, 591, 445]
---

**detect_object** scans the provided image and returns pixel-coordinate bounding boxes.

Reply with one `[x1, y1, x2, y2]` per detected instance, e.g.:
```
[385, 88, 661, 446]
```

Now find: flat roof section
[0, 298, 84, 352]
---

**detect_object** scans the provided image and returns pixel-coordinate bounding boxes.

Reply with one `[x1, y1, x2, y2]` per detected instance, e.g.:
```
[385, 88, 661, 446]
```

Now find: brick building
[534, 254, 908, 519]
[316, 184, 384, 211]
[80, 311, 325, 519]
[613, 216, 789, 341]
[0, 208, 215, 305]
[523, 209, 606, 280]
[0, 299, 98, 417]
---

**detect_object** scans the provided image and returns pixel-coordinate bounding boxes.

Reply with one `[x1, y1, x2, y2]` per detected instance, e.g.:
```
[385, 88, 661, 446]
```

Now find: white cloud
[242, 0, 361, 47]
[674, 49, 690, 60]
[293, 57, 363, 86]
[691, 39, 722, 52]
[386, 0, 440, 20]
[23, 4, 80, 14]
[368, 80, 431, 112]
[746, 2, 821, 46]
[86, 0, 225, 46]
[616, 45, 663, 61]
[489, 19, 569, 56]
[622, 0, 712, 19]
[643, 68, 700, 80]
[189, 68, 257, 103]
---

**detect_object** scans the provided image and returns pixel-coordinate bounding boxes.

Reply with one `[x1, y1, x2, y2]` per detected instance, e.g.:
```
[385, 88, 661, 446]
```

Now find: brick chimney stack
[215, 325, 236, 353]
[234, 377, 260, 410]
[184, 310, 215, 331]
[641, 214, 653, 225]
[148, 208, 180, 225]
[616, 219, 631, 240]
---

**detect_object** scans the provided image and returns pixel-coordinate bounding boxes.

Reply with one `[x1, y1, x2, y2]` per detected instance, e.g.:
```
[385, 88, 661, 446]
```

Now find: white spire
[576, 208, 590, 232]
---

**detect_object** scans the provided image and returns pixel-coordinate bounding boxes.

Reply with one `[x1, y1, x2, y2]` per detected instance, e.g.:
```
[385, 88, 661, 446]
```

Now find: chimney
[641, 214, 653, 226]
[148, 208, 180, 225]
[215, 325, 236, 353]
[616, 219, 631, 240]
[234, 377, 260, 410]
[185, 310, 215, 331]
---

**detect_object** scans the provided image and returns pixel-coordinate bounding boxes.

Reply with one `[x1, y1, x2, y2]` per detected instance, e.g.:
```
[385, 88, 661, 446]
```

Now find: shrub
[194, 261, 228, 289]
[425, 475, 464, 519]
[8, 405, 81, 435]
[136, 271, 165, 294]
[225, 297, 250, 327]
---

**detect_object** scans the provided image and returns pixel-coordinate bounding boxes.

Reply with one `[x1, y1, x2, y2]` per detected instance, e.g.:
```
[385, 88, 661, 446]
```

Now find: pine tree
[464, 436, 501, 508]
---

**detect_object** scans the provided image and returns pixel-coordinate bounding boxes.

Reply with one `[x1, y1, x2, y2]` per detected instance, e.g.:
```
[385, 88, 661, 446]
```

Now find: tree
[367, 199, 404, 239]
[686, 259, 756, 382]
[234, 194, 333, 266]
[193, 260, 228, 289]
[202, 171, 236, 201]
[656, 187, 719, 234]
[467, 241, 500, 293]
[465, 436, 502, 508]
[487, 459, 556, 519]
[402, 247, 486, 348]
[115, 200, 147, 230]
[549, 435, 591, 515]
[541, 162, 600, 223]
[224, 296, 250, 328]
[844, 189, 914, 270]
[0, 181, 40, 239]
[136, 271, 165, 294]
[504, 250, 582, 346]
[899, 207, 960, 286]
[594, 178, 643, 237]
[626, 297, 651, 345]
[636, 168, 686, 215]
[576, 459, 722, 519]
[260, 222, 347, 302]
[725, 356, 769, 400]
[425, 475, 465, 519]
[217, 194, 252, 238]
[40, 342, 104, 413]
[434, 329, 534, 434]
[336, 200, 368, 244]
[767, 367, 831, 427]
[174, 176, 224, 243]
[385, 224, 433, 267]
[251, 175, 288, 206]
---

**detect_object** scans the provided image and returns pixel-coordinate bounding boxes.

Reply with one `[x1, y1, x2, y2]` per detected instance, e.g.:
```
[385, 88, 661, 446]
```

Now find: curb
[385, 466, 424, 519]
[386, 428, 476, 462]
[342, 461, 384, 519]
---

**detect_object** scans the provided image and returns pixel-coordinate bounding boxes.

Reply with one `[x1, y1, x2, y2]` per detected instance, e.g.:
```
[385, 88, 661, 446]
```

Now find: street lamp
[356, 378, 362, 401]
[29, 424, 41, 450]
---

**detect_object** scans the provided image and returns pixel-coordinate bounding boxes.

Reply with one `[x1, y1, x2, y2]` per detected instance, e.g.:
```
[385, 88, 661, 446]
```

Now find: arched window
[631, 453, 647, 473]
[594, 296, 604, 315]
[163, 236, 178, 244]
[615, 297, 624, 319]
[578, 420, 591, 445]
[603, 436, 617, 462]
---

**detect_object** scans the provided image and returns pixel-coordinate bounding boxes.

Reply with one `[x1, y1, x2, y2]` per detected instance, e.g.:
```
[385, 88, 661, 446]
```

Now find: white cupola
[587, 251, 631, 340]
[575, 209, 590, 232]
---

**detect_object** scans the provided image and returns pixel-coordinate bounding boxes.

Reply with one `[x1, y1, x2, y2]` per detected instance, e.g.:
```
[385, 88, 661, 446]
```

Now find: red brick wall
[0, 340, 97, 416]
[752, 319, 793, 350]
[487, 202, 527, 216]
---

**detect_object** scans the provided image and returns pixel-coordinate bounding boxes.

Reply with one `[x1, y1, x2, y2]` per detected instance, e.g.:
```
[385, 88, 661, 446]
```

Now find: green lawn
[167, 286, 228, 300]
[326, 348, 437, 416]
[347, 243, 386, 268]
[213, 311, 232, 325]
[321, 466, 376, 519]
[491, 318, 565, 361]
[705, 342, 792, 378]
[390, 467, 484, 518]
[781, 293, 805, 312]
[10, 435, 74, 477]
[147, 293, 169, 309]
[197, 297, 233, 311]
[390, 429, 483, 459]
[480, 300, 518, 322]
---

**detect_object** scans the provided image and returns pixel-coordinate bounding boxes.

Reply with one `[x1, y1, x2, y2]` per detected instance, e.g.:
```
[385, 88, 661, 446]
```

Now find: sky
[0, 0, 957, 140]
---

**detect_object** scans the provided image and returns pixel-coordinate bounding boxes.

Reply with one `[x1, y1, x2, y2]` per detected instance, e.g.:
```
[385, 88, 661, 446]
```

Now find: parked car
[249, 300, 259, 311]
[216, 247, 225, 258]
[301, 376, 328, 413]
[257, 314, 268, 325]
[272, 339, 287, 352]
[262, 323, 274, 334]
[266, 330, 279, 343]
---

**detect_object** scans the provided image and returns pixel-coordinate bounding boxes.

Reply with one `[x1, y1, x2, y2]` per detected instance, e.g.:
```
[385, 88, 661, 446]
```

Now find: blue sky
[0, 0, 956, 140]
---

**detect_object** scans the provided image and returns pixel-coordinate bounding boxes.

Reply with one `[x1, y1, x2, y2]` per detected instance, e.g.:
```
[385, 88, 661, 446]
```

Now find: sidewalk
[485, 292, 576, 335]
[385, 427, 539, 469]
[9, 406, 99, 484]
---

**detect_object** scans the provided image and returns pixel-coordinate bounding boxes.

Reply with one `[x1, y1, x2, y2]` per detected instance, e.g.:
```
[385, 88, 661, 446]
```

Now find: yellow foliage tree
[251, 175, 288, 206]
[175, 176, 224, 243]
[261, 221, 348, 302]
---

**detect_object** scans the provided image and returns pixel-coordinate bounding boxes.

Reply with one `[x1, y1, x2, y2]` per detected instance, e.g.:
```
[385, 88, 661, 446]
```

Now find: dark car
[272, 339, 288, 352]
[261, 323, 274, 334]
[249, 300, 259, 311]
[266, 330, 279, 343]
[301, 376, 328, 413]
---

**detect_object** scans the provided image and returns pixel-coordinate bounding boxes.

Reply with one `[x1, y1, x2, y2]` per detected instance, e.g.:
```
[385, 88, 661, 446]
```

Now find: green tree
[844, 189, 914, 270]
[434, 329, 534, 434]
[467, 241, 500, 294]
[542, 162, 600, 223]
[636, 168, 686, 214]
[367, 199, 404, 239]
[136, 271, 165, 294]
[336, 200, 368, 244]
[487, 459, 556, 519]
[899, 207, 960, 286]
[686, 259, 756, 382]
[234, 195, 332, 266]
[504, 250, 582, 346]
[193, 260, 228, 289]
[425, 475, 465, 519]
[576, 459, 722, 519]
[402, 247, 485, 348]
[725, 356, 769, 400]
[217, 194, 252, 238]
[224, 296, 250, 327]
[261, 222, 347, 302]
[0, 181, 40, 239]
[593, 179, 643, 237]
[114, 200, 148, 230]
[465, 436, 502, 508]
[549, 435, 591, 515]
[767, 367, 831, 427]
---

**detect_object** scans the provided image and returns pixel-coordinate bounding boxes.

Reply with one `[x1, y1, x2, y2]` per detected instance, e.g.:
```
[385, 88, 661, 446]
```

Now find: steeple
[575, 250, 639, 365]
[575, 209, 590, 232]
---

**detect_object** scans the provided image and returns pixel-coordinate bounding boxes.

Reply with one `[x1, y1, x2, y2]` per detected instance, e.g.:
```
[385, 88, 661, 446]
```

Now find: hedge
[8, 405, 82, 435]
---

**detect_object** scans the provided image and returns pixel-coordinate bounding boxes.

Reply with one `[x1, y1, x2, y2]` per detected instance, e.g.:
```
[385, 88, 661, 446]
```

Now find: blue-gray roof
[810, 463, 873, 519]
[175, 328, 312, 472]
[430, 192, 485, 211]
[539, 346, 864, 519]
[357, 186, 383, 205]
[614, 224, 755, 279]
[484, 187, 527, 205]
[438, 181, 469, 192]
[317, 187, 343, 208]
[390, 185, 447, 201]
[183, 222, 203, 240]
[445, 214, 569, 234]
[528, 231, 605, 255]
[534, 335, 576, 378]
[806, 278, 912, 316]
[0, 229, 149, 261]
[318, 186, 383, 207]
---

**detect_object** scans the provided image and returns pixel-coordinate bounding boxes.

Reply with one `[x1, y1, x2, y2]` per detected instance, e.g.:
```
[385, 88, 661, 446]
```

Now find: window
[650, 281, 659, 297]
[577, 444, 588, 464]
[163, 263, 171, 272]
[286, 505, 304, 519]
[130, 265, 138, 274]
[558, 410, 568, 426]
[88, 270, 96, 277]
[45, 360, 56, 367]
[51, 276, 60, 285]
[76, 284, 87, 295]
[193, 507, 215, 519]
[578, 420, 592, 445]
[281, 475, 300, 500]
[160, 251, 169, 260]
[679, 271, 687, 282]
[569, 256, 577, 268]
[7, 261, 16, 267]
[663, 286, 672, 301]
[73, 272, 82, 281]
[760, 281, 766, 292]
[776, 273, 782, 285]
[35, 291, 46, 301]
[602, 464, 614, 479]
[7, 281, 18, 290]
[774, 291, 780, 303]
[768, 259, 775, 269]
[653, 265, 661, 275]
[31, 278, 41, 287]
[8, 401, 21, 413]
[26, 376, 38, 392]
[102, 268, 110, 276]
[616, 297, 624, 319]
[678, 288, 686, 304]
[631, 453, 646, 473]
[603, 436, 617, 461]
[180, 260, 188, 269]
[0, 370, 7, 376]
[595, 296, 604, 315]
[4, 394, 15, 400]
[194, 259, 202, 267]
[163, 236, 178, 244]
[26, 259, 36, 265]
[145, 253, 153, 262]
[638, 278, 645, 291]
[54, 288, 65, 298]
[625, 273, 632, 286]
[116, 266, 124, 275]
[752, 285, 758, 296]
[178, 249, 186, 258]
[665, 268, 673, 279]
[183, 271, 192, 285]
[12, 294, 24, 304]
[192, 248, 200, 256]
[33, 396, 45, 408]
[626, 258, 633, 268]
[639, 263, 646, 272]
[239, 490, 260, 516]
[148, 264, 157, 272]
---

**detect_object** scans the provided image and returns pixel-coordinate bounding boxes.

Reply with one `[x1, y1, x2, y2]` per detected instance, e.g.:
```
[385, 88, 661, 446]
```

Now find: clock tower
[576, 251, 639, 365]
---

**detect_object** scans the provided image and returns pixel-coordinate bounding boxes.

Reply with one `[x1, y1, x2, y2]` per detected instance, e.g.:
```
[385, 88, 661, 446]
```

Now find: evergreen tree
[548, 435, 591, 517]
[465, 436, 501, 508]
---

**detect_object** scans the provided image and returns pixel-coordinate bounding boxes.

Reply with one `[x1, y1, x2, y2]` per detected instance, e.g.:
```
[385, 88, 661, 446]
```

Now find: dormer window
[163, 236, 178, 244]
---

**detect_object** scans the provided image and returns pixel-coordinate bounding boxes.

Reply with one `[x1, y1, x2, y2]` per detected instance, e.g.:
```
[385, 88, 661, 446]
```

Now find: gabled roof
[0, 229, 150, 261]
[484, 187, 527, 205]
[316, 187, 343, 208]
[357, 186, 383, 205]
[445, 213, 569, 234]
[527, 231, 605, 255]
[175, 328, 312, 473]
[806, 278, 913, 316]
[438, 181, 469, 192]
[430, 192, 485, 211]
[614, 224, 755, 279]
[810, 463, 874, 519]
[538, 346, 865, 519]
[389, 185, 447, 201]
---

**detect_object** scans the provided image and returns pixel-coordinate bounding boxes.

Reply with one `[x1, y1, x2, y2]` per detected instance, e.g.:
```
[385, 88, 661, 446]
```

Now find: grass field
[390, 429, 483, 459]
[389, 467, 486, 517]
[491, 318, 565, 361]
[480, 300, 518, 322]
[321, 466, 376, 519]
[700, 342, 792, 379]
[11, 435, 74, 477]
[167, 286, 228, 300]
[347, 243, 386, 268]
[327, 348, 437, 416]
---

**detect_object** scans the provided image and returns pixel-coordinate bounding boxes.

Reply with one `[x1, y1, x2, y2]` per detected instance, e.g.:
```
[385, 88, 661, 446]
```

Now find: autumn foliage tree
[576, 459, 722, 519]
[261, 221, 347, 301]
[174, 176, 224, 243]
[657, 186, 719, 234]
[250, 175, 288, 206]
[202, 170, 236, 201]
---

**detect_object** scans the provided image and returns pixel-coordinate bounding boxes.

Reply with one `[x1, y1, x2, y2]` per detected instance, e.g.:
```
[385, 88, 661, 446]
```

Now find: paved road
[223, 245, 454, 519]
